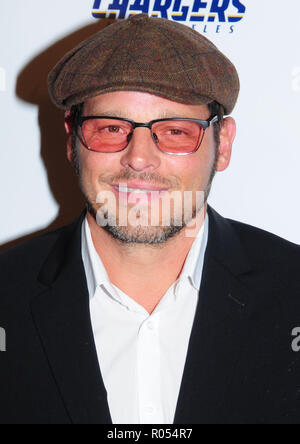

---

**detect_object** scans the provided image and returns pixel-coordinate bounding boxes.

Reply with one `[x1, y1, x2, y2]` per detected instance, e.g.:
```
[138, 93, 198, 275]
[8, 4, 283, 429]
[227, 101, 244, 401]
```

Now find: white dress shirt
[81, 213, 209, 424]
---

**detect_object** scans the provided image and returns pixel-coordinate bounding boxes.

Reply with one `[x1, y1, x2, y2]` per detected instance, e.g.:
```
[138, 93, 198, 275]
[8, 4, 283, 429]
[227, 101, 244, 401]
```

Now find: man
[1, 13, 300, 425]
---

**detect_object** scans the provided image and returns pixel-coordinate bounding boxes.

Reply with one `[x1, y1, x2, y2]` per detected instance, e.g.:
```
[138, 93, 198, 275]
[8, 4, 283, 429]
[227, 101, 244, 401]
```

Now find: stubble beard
[72, 147, 217, 246]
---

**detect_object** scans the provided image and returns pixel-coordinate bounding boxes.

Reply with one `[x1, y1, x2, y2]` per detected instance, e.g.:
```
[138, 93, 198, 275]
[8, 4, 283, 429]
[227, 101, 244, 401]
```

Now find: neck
[87, 204, 207, 313]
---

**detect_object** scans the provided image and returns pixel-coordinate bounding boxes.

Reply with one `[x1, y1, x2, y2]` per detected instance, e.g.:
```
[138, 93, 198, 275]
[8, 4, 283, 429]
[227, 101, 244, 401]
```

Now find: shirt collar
[81, 216, 110, 299]
[81, 212, 209, 301]
[179, 213, 209, 291]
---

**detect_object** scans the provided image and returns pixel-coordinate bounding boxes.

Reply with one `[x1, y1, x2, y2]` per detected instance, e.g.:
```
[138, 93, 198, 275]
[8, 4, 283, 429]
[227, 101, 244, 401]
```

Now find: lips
[111, 183, 169, 203]
[117, 186, 160, 194]
[112, 181, 169, 194]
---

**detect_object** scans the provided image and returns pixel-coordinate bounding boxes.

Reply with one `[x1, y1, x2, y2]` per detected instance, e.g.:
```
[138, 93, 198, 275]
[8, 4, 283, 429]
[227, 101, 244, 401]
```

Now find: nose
[120, 127, 161, 172]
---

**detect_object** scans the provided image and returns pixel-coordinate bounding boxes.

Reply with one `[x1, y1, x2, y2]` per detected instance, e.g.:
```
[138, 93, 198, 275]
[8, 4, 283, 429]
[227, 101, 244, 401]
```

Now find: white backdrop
[1, 0, 300, 251]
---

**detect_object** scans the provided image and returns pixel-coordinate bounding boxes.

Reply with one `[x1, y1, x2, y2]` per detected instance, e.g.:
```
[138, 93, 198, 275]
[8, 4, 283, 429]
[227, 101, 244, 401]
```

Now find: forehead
[83, 91, 210, 120]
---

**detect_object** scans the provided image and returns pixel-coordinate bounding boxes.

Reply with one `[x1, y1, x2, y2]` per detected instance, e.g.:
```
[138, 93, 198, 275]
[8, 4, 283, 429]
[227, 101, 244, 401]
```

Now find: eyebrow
[86, 110, 189, 120]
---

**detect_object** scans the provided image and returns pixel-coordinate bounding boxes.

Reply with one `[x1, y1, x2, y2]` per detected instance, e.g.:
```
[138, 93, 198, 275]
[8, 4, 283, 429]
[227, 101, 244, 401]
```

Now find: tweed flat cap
[48, 14, 240, 115]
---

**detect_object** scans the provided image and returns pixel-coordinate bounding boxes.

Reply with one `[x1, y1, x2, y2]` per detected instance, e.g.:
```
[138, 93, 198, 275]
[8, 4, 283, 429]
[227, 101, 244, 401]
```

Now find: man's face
[65, 91, 235, 244]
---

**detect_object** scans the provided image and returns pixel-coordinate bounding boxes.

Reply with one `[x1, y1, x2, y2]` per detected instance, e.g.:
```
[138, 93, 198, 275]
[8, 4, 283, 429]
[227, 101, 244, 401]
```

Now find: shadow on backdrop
[0, 18, 117, 253]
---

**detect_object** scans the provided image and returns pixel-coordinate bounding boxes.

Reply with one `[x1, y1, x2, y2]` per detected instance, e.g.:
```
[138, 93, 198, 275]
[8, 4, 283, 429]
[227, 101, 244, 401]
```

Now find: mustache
[100, 170, 181, 189]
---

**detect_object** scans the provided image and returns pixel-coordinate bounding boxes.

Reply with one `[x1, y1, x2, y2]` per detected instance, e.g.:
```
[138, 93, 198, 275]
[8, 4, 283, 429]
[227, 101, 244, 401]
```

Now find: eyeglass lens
[80, 118, 205, 154]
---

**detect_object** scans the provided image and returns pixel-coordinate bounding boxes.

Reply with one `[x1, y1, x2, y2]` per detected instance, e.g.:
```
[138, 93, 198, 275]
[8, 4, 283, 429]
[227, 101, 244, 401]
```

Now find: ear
[216, 117, 236, 172]
[64, 111, 73, 164]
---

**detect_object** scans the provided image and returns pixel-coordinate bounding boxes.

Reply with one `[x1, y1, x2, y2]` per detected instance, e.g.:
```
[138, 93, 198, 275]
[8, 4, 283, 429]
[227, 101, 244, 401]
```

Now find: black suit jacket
[1, 205, 300, 424]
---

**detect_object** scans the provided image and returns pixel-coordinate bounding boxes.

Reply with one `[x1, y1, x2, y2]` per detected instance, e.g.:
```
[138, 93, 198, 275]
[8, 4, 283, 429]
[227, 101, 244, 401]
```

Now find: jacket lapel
[31, 209, 112, 424]
[174, 205, 255, 424]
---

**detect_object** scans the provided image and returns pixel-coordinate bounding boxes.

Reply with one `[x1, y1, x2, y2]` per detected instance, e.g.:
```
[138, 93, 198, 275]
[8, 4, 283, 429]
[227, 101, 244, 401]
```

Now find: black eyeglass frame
[77, 115, 219, 156]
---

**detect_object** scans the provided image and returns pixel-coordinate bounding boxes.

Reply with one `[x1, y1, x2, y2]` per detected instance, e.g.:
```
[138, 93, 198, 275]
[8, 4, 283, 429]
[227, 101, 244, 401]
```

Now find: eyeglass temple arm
[208, 115, 219, 126]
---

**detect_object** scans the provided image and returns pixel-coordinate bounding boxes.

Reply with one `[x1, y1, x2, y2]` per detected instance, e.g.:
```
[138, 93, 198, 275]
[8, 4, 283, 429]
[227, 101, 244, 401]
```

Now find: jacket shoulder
[226, 216, 300, 273]
[0, 223, 72, 290]
[228, 216, 300, 250]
